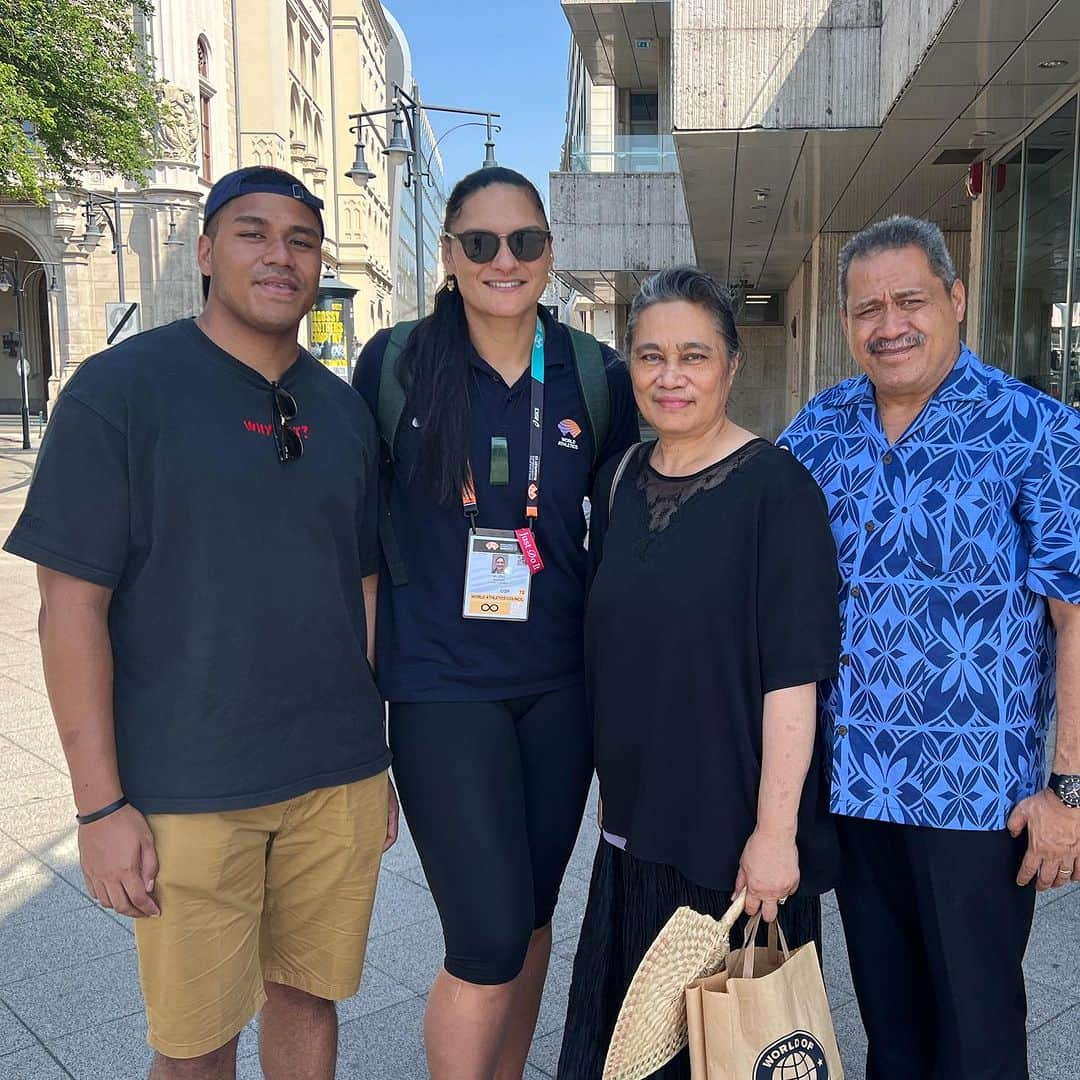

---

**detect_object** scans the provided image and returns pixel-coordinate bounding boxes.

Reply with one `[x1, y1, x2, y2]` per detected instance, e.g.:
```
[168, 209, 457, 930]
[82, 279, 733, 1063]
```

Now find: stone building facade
[0, 0, 395, 413]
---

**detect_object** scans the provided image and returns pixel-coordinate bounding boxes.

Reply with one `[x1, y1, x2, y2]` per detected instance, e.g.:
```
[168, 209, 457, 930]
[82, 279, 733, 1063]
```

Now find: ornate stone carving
[156, 83, 199, 163]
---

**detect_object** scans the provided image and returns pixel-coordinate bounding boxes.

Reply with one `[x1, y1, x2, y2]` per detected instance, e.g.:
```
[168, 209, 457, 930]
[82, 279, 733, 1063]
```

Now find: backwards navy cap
[201, 166, 325, 300]
[203, 166, 325, 237]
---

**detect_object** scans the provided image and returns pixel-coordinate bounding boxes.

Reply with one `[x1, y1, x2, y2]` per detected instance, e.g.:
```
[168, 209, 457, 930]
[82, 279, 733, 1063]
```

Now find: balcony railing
[567, 134, 677, 174]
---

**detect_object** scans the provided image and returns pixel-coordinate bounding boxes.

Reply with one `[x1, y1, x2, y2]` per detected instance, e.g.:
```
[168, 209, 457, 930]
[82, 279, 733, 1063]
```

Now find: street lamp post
[347, 84, 500, 317]
[0, 255, 59, 450]
[78, 190, 186, 302]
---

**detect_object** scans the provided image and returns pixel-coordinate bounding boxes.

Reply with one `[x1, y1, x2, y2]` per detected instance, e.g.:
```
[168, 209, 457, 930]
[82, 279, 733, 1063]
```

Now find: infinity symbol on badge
[480, 603, 501, 613]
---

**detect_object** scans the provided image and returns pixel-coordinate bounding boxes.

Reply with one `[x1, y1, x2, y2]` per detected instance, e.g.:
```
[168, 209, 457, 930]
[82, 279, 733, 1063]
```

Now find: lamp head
[346, 141, 376, 187]
[385, 113, 412, 167]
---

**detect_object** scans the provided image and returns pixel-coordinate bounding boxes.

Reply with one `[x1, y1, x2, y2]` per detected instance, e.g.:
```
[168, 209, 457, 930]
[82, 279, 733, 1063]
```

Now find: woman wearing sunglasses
[354, 167, 639, 1078]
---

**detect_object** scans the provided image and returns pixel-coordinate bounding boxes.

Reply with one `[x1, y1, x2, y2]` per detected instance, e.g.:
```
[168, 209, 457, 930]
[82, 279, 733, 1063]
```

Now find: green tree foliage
[0, 0, 164, 204]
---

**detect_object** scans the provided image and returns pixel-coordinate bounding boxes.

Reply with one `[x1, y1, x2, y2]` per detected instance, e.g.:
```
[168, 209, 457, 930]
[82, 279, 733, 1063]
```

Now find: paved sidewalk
[0, 414, 1078, 1079]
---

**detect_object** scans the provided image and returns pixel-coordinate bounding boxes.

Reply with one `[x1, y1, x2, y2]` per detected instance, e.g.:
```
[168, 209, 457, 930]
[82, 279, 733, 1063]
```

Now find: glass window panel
[629, 92, 658, 133]
[985, 146, 1023, 372]
[1015, 98, 1077, 400]
[1067, 100, 1080, 411]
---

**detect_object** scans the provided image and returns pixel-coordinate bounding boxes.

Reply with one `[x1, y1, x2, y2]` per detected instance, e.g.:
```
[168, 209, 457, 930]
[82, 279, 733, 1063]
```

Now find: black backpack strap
[375, 319, 421, 587]
[567, 327, 610, 466]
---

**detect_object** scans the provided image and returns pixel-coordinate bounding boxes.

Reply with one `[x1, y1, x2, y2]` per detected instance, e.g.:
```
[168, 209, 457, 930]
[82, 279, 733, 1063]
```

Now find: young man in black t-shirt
[4, 167, 395, 1079]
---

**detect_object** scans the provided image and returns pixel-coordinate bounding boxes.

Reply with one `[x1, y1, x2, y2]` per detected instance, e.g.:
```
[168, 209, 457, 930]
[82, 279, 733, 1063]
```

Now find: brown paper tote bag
[686, 913, 843, 1080]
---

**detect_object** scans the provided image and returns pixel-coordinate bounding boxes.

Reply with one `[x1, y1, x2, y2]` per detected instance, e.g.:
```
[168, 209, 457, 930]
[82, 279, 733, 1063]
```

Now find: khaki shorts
[134, 771, 387, 1059]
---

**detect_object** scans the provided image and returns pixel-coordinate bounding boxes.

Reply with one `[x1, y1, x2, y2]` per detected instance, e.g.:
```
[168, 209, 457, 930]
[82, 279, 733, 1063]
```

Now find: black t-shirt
[586, 440, 841, 895]
[4, 319, 389, 813]
[354, 307, 639, 701]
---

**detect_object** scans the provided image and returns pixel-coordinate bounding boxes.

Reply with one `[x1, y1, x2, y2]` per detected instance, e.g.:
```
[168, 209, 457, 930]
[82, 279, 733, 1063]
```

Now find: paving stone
[1025, 889, 1080, 992]
[0, 770, 71, 812]
[0, 737, 58, 782]
[4, 726, 68, 775]
[22, 829, 85, 896]
[0, 861, 91, 927]
[366, 915, 446, 995]
[1, 663, 47, 697]
[335, 998, 428, 1080]
[821, 908, 856, 1008]
[338, 964, 418, 1024]
[551, 868, 591, 949]
[0, 1044, 70, 1080]
[1029, 1003, 1080, 1079]
[1036, 878, 1080, 910]
[1027, 977, 1080, 1031]
[534, 953, 574, 1040]
[0, 833, 33, 876]
[0, 677, 51, 734]
[0, 794, 76, 841]
[0, 1000, 34, 1057]
[379, 814, 423, 880]
[564, 791, 601, 885]
[368, 868, 437, 939]
[831, 998, 868, 1080]
[1, 949, 143, 1041]
[47, 1010, 150, 1080]
[526, 1027, 564, 1077]
[0, 906, 132, 987]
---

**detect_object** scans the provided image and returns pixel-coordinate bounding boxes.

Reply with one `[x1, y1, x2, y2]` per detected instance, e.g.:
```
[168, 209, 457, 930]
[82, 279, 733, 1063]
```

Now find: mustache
[867, 333, 926, 354]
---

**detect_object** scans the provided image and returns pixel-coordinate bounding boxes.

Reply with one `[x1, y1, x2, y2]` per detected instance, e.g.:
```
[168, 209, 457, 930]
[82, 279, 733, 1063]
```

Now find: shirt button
[840, 654, 851, 666]
[850, 585, 861, 598]
[865, 521, 876, 533]
[837, 725, 849, 737]
[883, 453, 893, 465]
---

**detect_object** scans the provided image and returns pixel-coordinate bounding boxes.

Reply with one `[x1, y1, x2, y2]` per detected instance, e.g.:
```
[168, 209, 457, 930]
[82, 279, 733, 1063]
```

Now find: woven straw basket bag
[601, 892, 746, 1080]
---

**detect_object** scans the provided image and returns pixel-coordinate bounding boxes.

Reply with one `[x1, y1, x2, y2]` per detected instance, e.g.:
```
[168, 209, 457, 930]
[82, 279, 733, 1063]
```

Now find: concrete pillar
[965, 193, 988, 356]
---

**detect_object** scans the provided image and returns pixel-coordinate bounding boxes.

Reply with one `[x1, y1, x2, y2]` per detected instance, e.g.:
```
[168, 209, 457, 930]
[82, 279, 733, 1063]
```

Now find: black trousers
[835, 816, 1037, 1080]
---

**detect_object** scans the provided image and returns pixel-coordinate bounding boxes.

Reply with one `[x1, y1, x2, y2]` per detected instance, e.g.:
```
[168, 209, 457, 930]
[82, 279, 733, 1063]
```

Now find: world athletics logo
[753, 1031, 829, 1080]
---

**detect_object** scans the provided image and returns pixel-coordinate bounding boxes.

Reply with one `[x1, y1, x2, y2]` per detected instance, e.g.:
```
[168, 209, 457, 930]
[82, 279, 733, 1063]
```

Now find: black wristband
[76, 796, 129, 825]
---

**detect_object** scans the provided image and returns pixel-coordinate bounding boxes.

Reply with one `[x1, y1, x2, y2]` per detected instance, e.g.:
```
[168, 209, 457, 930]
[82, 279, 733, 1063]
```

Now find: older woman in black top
[558, 267, 841, 1079]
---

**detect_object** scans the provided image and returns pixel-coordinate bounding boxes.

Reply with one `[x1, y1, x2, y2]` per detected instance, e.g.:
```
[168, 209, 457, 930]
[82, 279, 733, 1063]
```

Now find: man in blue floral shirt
[779, 215, 1080, 1080]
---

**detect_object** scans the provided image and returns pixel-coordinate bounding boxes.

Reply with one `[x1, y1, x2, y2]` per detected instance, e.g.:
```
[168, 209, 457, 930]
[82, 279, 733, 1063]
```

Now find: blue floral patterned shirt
[778, 346, 1080, 830]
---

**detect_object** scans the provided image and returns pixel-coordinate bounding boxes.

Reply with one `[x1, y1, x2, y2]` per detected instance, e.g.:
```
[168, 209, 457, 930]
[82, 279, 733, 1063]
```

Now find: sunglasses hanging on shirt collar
[444, 228, 551, 264]
[272, 384, 303, 463]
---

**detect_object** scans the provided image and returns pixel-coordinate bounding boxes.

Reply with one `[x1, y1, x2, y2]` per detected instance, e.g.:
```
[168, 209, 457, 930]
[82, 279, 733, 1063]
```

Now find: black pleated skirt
[557, 838, 823, 1080]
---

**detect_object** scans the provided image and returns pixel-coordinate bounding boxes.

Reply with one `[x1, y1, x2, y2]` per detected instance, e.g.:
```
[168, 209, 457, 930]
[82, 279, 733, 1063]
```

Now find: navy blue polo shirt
[355, 307, 639, 702]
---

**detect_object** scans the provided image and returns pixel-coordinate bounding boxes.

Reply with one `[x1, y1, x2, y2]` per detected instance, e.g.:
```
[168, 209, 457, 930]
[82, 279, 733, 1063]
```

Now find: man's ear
[197, 233, 213, 279]
[951, 278, 967, 324]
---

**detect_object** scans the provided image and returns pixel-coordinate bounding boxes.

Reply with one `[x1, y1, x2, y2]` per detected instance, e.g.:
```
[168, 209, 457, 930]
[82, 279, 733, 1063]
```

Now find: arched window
[311, 48, 319, 96]
[302, 102, 312, 154]
[290, 87, 300, 143]
[197, 36, 212, 182]
[287, 17, 295, 70]
[313, 117, 323, 164]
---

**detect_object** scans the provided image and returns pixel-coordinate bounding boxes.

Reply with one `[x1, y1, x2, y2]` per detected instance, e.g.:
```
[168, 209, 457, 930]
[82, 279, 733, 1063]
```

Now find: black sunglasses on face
[444, 228, 551, 264]
[272, 385, 303, 464]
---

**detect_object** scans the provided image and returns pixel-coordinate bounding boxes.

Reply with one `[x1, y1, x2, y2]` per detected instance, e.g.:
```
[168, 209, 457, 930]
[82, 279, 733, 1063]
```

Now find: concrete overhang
[550, 170, 695, 296]
[675, 0, 1080, 290]
[562, 0, 671, 89]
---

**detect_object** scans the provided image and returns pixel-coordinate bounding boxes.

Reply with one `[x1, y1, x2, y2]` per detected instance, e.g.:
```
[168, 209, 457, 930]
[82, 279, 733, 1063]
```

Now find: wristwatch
[1048, 773, 1080, 809]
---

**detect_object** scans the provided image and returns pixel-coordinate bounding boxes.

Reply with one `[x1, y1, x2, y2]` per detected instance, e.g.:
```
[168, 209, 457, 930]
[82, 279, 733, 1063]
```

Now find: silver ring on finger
[1060, 867, 1073, 877]
[778, 897, 787, 905]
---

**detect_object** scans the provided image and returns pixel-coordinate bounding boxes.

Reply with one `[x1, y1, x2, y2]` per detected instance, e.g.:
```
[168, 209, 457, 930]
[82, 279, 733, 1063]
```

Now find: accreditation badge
[462, 529, 532, 621]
